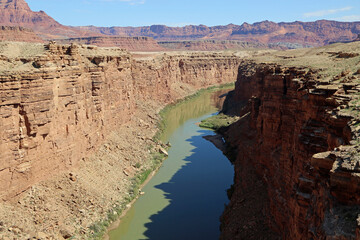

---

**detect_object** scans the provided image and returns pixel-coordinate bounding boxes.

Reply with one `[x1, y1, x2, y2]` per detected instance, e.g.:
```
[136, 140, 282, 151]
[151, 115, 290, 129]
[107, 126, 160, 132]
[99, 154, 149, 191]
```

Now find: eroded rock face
[0, 26, 43, 42]
[158, 40, 266, 51]
[56, 36, 165, 52]
[221, 63, 360, 239]
[0, 43, 135, 199]
[0, 42, 241, 200]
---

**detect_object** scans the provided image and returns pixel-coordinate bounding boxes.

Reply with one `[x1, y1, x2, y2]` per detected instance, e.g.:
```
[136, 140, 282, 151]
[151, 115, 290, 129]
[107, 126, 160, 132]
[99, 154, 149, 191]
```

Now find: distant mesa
[0, 0, 360, 50]
[158, 40, 268, 51]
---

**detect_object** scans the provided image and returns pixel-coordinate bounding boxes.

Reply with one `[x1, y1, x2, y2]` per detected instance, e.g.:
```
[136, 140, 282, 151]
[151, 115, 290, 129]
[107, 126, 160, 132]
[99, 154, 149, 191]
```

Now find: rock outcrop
[220, 50, 360, 239]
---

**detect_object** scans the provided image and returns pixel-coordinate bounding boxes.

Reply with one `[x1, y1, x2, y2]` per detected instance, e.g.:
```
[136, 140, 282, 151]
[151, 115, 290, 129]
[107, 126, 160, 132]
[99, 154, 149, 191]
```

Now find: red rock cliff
[221, 62, 360, 239]
[0, 42, 241, 200]
[56, 36, 165, 52]
[0, 26, 43, 42]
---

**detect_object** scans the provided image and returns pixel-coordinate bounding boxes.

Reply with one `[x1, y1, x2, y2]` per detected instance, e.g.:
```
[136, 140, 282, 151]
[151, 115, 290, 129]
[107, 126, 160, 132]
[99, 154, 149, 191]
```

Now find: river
[109, 88, 234, 240]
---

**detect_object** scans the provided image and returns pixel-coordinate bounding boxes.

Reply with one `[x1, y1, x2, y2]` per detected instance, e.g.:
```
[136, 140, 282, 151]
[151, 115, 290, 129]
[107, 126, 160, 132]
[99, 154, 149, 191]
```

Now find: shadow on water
[143, 129, 233, 240]
[109, 88, 234, 240]
[160, 89, 230, 142]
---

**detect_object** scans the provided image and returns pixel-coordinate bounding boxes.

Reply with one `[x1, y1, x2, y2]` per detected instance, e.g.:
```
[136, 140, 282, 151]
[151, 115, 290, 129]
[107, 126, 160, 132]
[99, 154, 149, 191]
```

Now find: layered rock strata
[0, 26, 43, 42]
[0, 42, 241, 200]
[158, 40, 267, 51]
[221, 61, 360, 239]
[56, 36, 165, 52]
[78, 21, 360, 47]
[1, 0, 360, 48]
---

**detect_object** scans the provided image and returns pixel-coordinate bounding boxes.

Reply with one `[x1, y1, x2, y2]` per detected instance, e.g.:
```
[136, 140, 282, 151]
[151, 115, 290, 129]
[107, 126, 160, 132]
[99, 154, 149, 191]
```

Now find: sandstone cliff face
[0, 26, 43, 42]
[221, 62, 360, 239]
[0, 42, 241, 200]
[56, 36, 165, 52]
[0, 43, 136, 199]
[158, 40, 266, 51]
[131, 52, 240, 103]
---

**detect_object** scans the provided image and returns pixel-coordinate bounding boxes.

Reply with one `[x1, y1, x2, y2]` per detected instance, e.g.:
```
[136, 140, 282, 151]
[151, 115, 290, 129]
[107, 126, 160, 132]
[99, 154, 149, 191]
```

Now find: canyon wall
[0, 26, 43, 42]
[158, 40, 266, 51]
[56, 36, 165, 52]
[221, 62, 360, 239]
[0, 42, 241, 200]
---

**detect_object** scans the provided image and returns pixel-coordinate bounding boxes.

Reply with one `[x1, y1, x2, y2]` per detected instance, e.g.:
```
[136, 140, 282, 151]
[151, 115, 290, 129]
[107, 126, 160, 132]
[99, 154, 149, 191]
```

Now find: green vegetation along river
[109, 88, 234, 240]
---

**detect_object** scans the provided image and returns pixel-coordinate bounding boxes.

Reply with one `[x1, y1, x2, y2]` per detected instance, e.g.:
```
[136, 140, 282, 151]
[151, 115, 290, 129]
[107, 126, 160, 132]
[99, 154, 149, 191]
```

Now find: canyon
[0, 41, 242, 239]
[1, 0, 360, 239]
[0, 38, 360, 240]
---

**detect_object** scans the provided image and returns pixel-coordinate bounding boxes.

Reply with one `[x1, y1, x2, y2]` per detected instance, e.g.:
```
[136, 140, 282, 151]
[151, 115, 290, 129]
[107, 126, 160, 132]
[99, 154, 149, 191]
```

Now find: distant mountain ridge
[0, 0, 360, 48]
[76, 20, 360, 47]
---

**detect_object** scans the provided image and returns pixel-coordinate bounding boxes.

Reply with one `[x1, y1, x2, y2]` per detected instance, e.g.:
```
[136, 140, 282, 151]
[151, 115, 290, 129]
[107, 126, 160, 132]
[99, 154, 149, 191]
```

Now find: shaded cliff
[0, 41, 243, 239]
[0, 42, 241, 200]
[220, 42, 360, 239]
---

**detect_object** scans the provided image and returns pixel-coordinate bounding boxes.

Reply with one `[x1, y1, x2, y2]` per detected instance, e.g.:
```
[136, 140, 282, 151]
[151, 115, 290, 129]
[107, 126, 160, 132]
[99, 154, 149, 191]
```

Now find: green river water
[109, 88, 234, 240]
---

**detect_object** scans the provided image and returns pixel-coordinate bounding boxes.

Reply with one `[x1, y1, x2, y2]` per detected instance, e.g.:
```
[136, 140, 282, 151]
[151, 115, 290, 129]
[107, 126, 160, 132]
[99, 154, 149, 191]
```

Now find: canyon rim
[1, 0, 360, 239]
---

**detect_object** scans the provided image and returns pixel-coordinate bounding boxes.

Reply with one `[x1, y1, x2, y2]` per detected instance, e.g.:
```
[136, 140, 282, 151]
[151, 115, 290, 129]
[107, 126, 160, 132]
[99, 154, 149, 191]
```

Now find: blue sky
[26, 0, 360, 27]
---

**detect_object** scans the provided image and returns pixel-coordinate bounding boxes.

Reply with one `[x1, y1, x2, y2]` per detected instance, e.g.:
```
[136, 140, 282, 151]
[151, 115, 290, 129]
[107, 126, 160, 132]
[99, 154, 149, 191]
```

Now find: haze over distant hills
[0, 0, 360, 49]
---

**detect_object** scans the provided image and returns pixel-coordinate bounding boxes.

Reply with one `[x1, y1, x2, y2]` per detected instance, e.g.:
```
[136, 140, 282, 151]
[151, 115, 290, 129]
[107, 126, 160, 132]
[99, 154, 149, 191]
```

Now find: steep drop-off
[0, 0, 100, 39]
[0, 41, 242, 238]
[220, 44, 360, 239]
[0, 42, 241, 200]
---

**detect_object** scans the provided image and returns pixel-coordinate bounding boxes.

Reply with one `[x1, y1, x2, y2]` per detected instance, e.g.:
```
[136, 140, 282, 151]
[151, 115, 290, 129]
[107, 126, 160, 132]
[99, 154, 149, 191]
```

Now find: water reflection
[144, 129, 233, 240]
[160, 89, 229, 142]
[109, 88, 233, 240]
